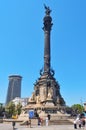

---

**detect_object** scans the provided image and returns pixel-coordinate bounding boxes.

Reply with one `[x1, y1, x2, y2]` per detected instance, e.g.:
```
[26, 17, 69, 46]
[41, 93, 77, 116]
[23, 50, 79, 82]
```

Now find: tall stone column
[43, 5, 53, 74]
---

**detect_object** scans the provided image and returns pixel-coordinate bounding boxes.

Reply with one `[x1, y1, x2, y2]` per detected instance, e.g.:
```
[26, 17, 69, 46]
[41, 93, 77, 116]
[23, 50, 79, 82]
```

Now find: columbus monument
[22, 5, 66, 118]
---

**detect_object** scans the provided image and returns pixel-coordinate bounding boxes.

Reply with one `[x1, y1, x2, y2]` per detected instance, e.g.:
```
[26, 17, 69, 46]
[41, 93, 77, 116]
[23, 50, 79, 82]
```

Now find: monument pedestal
[45, 98, 54, 106]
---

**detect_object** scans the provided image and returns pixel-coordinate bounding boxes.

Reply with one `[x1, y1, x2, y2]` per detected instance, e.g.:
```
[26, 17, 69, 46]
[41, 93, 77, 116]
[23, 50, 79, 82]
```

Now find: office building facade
[6, 75, 22, 104]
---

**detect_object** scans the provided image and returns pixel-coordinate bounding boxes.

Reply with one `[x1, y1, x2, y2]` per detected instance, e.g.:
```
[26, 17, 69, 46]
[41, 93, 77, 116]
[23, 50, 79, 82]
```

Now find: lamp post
[80, 98, 83, 113]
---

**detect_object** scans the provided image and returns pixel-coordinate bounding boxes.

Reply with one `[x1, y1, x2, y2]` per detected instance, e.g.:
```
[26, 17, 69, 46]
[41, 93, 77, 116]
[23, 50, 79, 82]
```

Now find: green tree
[0, 103, 5, 117]
[65, 106, 72, 114]
[0, 103, 3, 113]
[5, 101, 16, 117]
[16, 102, 22, 115]
[71, 104, 84, 114]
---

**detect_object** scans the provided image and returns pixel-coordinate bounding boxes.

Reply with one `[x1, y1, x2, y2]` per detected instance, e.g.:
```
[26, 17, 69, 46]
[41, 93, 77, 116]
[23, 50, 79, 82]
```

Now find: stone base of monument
[18, 112, 72, 126]
[45, 98, 54, 106]
[28, 101, 36, 104]
[18, 108, 70, 121]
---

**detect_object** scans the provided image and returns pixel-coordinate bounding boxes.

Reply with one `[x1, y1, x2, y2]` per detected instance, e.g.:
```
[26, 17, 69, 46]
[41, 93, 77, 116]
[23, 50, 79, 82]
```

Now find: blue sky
[0, 0, 86, 106]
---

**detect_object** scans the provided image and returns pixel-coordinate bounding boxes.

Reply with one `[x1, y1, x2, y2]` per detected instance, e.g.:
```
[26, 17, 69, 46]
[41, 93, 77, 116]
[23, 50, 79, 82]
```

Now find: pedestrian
[74, 119, 77, 129]
[78, 119, 81, 129]
[40, 117, 43, 126]
[12, 121, 16, 130]
[47, 114, 51, 125]
[81, 118, 85, 128]
[38, 116, 41, 126]
[45, 116, 48, 126]
[47, 114, 51, 120]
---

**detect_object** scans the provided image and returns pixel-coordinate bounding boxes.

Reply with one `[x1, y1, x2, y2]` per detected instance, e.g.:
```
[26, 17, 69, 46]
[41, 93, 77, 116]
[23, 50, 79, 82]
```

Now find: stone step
[30, 119, 73, 126]
[19, 118, 73, 126]
[48, 120, 73, 125]
[0, 119, 3, 123]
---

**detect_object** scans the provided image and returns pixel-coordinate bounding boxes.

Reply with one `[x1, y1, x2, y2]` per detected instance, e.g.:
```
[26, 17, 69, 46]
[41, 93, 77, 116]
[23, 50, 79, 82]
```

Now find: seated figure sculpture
[36, 95, 40, 104]
[29, 92, 35, 102]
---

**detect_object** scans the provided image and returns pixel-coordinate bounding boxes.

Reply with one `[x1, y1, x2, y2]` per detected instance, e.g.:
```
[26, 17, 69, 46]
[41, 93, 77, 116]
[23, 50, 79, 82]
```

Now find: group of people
[38, 114, 51, 126]
[74, 116, 86, 129]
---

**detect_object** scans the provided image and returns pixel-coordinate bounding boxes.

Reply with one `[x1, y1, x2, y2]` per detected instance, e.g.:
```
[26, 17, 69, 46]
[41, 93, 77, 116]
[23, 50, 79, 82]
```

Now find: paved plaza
[0, 122, 85, 130]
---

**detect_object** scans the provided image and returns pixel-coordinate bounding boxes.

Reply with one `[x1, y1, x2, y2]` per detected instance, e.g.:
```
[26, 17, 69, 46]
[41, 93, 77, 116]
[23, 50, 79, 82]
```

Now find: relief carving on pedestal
[36, 95, 40, 104]
[47, 87, 53, 99]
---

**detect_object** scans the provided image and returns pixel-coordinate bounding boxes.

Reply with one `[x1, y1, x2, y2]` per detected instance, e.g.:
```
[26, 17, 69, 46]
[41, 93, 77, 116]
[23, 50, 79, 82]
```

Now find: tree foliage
[0, 103, 5, 117]
[65, 104, 85, 116]
[65, 106, 72, 114]
[5, 102, 16, 117]
[5, 101, 22, 118]
[71, 104, 84, 114]
[16, 102, 22, 115]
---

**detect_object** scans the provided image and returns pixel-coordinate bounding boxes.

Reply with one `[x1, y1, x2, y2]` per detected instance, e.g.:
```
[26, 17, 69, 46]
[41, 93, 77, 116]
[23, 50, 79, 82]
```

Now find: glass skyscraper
[6, 75, 22, 104]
